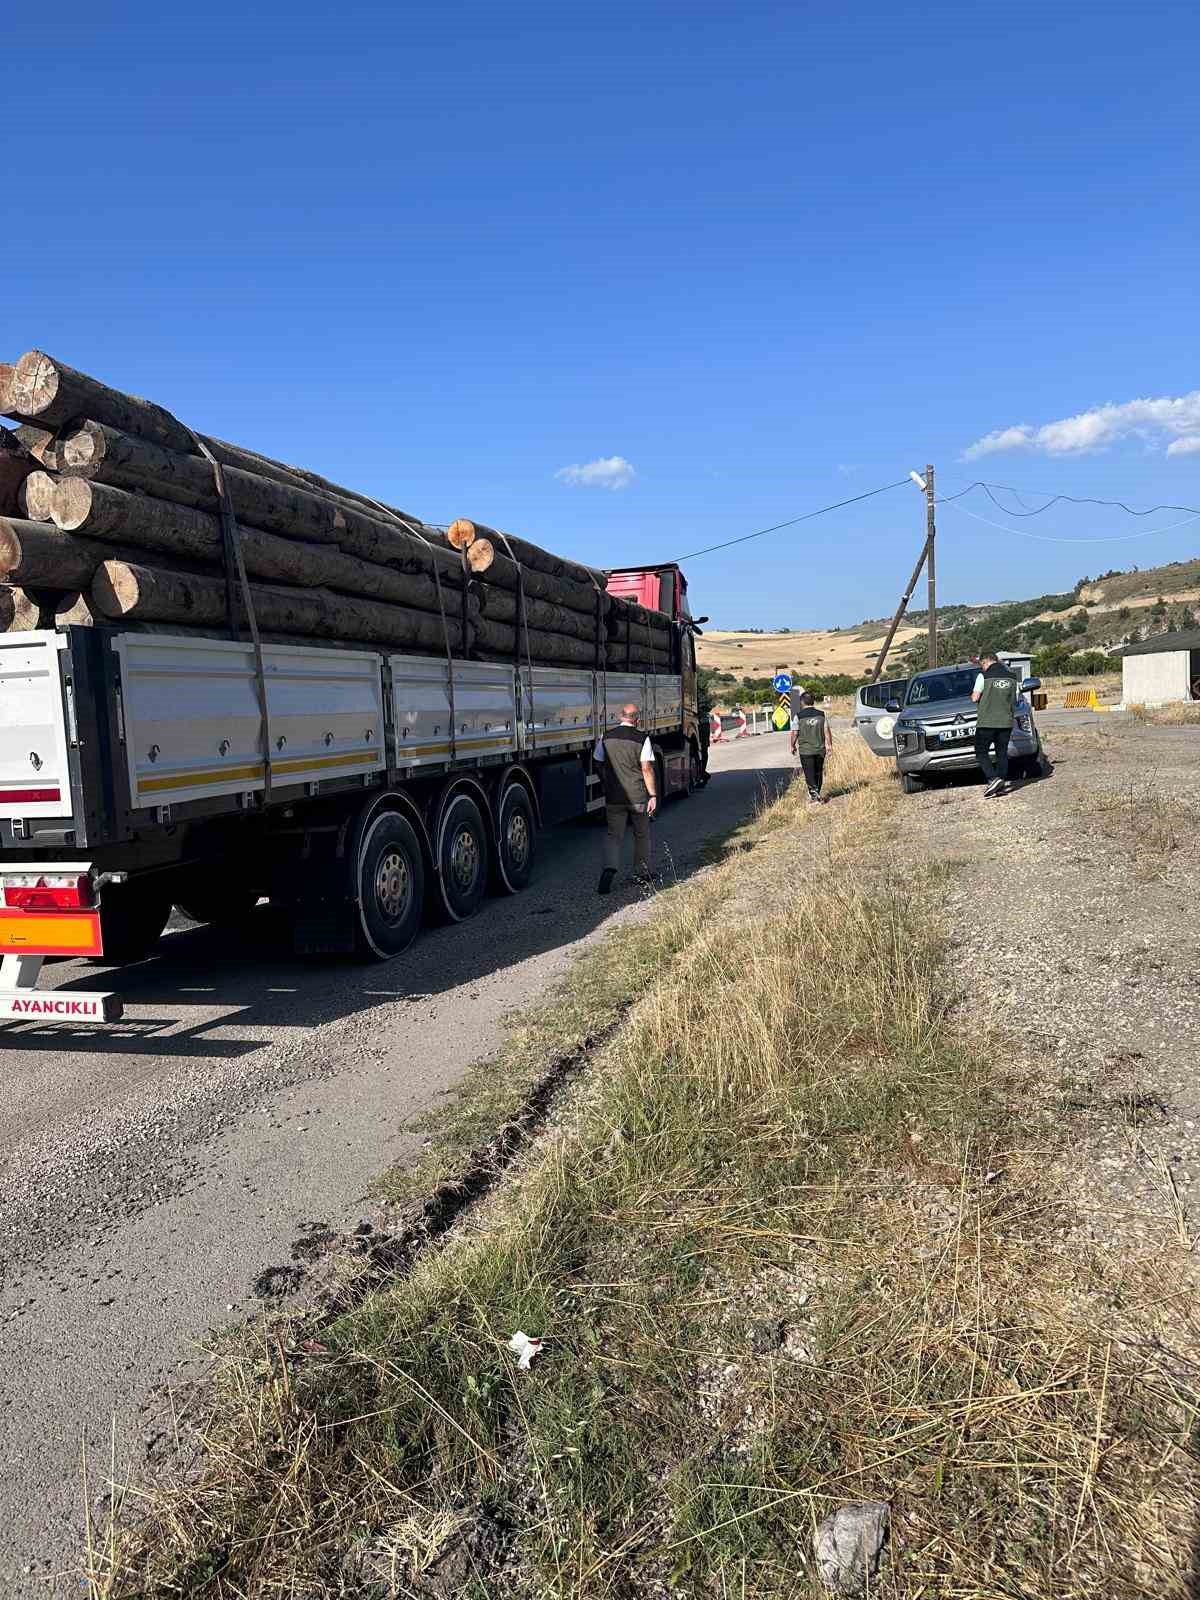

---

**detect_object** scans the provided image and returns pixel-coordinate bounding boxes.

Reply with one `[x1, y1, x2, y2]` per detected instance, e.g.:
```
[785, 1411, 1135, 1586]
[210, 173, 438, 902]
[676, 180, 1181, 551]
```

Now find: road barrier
[1063, 687, 1100, 710]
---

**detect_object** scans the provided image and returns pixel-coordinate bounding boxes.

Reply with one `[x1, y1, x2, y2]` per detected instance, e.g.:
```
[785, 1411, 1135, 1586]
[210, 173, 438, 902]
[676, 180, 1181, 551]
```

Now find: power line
[938, 476, 1200, 518]
[939, 496, 1200, 544]
[667, 478, 911, 563]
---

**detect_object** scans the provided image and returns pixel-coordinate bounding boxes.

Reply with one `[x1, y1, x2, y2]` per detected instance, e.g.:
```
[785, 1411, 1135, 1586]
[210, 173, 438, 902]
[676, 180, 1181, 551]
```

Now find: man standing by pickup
[791, 691, 833, 803]
[972, 650, 1018, 798]
[594, 703, 658, 894]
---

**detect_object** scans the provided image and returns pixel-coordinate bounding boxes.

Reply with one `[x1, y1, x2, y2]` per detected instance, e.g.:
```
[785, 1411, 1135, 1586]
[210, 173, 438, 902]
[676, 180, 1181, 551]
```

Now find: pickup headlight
[876, 715, 896, 739]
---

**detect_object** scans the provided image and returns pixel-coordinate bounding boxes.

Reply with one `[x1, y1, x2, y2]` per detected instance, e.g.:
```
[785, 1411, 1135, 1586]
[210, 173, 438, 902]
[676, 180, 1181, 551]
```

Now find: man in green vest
[791, 691, 833, 803]
[971, 651, 1018, 798]
[594, 702, 658, 894]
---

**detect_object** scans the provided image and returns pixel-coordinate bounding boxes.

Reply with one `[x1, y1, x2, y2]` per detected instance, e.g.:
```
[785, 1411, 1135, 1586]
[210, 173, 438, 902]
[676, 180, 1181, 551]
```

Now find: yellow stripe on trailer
[137, 749, 375, 796]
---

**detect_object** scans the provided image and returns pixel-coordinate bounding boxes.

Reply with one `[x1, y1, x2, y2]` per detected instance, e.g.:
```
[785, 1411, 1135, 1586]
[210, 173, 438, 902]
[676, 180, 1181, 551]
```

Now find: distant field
[697, 624, 920, 679]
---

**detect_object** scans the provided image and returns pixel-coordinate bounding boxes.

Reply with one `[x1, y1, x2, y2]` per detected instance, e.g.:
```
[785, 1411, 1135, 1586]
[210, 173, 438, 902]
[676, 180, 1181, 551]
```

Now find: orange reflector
[0, 909, 103, 956]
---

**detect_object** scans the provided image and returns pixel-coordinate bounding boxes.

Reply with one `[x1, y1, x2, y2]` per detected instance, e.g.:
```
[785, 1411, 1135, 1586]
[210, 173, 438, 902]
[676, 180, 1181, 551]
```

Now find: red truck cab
[606, 564, 701, 782]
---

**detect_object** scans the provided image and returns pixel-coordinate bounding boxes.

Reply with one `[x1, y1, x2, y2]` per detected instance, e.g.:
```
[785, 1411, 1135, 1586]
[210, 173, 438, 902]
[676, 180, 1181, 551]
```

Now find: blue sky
[5, 0, 1199, 627]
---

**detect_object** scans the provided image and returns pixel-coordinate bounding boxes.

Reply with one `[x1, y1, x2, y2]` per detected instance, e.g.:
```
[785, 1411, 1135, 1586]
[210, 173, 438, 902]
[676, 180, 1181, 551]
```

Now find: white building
[1120, 629, 1200, 708]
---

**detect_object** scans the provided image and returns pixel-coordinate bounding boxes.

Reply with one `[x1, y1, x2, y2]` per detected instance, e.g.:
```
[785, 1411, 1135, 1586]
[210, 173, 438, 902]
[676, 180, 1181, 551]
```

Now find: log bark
[51, 480, 471, 613]
[18, 470, 58, 521]
[5, 352, 200, 453]
[0, 585, 47, 631]
[3, 353, 428, 534]
[0, 429, 36, 517]
[472, 582, 609, 645]
[91, 561, 474, 652]
[13, 425, 59, 467]
[466, 538, 610, 617]
[449, 519, 607, 588]
[57, 422, 341, 544]
[0, 519, 149, 591]
[472, 614, 604, 667]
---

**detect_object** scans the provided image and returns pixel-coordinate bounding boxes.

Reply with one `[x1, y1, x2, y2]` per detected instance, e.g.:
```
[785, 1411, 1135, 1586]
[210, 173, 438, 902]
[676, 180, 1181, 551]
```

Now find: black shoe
[597, 868, 617, 896]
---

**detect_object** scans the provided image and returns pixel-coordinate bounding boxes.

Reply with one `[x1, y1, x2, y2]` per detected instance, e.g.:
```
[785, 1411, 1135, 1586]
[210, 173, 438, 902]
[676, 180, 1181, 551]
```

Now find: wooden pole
[870, 538, 929, 683]
[925, 464, 937, 669]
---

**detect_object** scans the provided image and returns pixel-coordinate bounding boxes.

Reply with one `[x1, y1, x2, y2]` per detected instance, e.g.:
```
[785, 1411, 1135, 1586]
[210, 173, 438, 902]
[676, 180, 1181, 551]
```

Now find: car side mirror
[1022, 676, 1041, 691]
[885, 700, 901, 713]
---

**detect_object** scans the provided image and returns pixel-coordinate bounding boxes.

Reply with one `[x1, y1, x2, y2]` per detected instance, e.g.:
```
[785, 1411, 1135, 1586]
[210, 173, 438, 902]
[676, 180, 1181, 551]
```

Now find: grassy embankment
[92, 742, 1197, 1598]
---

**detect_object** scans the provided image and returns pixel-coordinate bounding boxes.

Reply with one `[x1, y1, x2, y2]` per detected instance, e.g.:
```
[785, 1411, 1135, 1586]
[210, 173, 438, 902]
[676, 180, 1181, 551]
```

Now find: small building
[1120, 629, 1200, 707]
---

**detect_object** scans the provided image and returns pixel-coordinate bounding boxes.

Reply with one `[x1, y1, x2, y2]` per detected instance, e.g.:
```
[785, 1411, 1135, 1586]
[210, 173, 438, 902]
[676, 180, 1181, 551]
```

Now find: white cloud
[554, 455, 636, 490]
[963, 392, 1200, 461]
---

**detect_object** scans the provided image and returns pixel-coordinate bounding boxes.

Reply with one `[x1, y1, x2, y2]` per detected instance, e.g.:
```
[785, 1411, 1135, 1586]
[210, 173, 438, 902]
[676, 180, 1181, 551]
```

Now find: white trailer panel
[525, 668, 596, 751]
[116, 635, 386, 807]
[390, 657, 518, 769]
[0, 632, 73, 821]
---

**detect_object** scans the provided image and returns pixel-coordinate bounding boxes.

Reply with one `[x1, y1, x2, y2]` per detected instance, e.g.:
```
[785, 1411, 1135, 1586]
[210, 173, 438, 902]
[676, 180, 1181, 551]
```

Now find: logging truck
[0, 563, 702, 1023]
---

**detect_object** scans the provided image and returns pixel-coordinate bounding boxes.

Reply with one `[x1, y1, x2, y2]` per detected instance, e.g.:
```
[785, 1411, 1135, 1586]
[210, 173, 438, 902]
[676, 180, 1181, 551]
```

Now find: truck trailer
[0, 563, 702, 1023]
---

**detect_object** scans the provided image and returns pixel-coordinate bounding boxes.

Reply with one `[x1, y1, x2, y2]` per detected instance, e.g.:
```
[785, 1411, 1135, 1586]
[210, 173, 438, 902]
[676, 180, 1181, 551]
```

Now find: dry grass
[89, 747, 1200, 1599]
[1127, 701, 1200, 726]
[1080, 776, 1200, 871]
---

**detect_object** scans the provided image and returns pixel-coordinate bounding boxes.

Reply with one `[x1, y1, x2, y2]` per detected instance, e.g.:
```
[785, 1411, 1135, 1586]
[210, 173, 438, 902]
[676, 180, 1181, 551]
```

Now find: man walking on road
[972, 650, 1018, 798]
[791, 691, 832, 803]
[594, 702, 658, 894]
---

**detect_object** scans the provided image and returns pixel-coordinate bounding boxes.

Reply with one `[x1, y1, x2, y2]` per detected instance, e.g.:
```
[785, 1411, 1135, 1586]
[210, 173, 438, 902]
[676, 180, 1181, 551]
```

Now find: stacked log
[0, 350, 680, 674]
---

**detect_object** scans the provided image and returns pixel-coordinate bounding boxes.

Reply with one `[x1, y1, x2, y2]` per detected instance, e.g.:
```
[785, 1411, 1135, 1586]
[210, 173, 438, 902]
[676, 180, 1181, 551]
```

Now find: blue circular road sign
[772, 672, 792, 694]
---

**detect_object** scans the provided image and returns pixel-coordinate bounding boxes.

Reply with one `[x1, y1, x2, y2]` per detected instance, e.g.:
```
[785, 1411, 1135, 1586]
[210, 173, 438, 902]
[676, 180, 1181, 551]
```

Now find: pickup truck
[890, 664, 1045, 793]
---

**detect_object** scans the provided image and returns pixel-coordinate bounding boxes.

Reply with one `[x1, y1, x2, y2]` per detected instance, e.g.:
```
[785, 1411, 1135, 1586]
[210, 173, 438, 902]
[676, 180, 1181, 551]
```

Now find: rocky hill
[697, 555, 1200, 691]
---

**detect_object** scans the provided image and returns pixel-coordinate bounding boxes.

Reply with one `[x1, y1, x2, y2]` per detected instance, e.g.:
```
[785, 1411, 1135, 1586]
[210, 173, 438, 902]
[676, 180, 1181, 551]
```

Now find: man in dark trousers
[791, 691, 833, 803]
[594, 702, 658, 894]
[971, 650, 1018, 798]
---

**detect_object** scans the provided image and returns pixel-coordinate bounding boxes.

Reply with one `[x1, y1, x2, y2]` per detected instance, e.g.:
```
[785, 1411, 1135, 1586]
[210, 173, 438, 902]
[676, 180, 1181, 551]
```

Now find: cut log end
[465, 537, 494, 574]
[19, 470, 59, 522]
[8, 351, 60, 420]
[0, 585, 46, 632]
[92, 560, 140, 618]
[446, 517, 479, 550]
[59, 422, 105, 472]
[0, 363, 13, 414]
[48, 476, 94, 531]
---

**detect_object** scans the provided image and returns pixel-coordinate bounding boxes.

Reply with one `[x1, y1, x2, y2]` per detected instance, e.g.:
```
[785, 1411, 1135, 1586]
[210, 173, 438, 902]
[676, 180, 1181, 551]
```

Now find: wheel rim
[449, 826, 480, 893]
[506, 806, 530, 870]
[375, 848, 412, 923]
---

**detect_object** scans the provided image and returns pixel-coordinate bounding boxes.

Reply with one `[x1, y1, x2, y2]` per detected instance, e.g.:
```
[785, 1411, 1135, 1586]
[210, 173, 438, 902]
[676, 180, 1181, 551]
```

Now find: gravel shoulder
[0, 736, 793, 1598]
[894, 709, 1200, 1309]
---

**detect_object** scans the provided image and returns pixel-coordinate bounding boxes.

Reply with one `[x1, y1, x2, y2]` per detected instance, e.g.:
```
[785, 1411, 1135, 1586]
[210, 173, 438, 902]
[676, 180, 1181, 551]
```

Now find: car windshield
[905, 669, 978, 706]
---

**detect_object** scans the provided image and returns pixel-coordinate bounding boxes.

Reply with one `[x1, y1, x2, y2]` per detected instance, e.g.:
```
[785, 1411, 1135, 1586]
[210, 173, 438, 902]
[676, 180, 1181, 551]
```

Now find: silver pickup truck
[888, 664, 1045, 794]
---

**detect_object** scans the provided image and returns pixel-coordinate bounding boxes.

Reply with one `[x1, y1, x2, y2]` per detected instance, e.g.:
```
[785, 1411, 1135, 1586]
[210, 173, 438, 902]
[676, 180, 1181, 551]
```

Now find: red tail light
[3, 874, 94, 910]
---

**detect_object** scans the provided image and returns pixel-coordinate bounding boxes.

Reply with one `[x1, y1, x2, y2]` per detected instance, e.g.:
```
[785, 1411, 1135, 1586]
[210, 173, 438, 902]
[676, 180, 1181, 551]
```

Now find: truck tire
[435, 793, 490, 922]
[356, 810, 426, 958]
[175, 887, 262, 927]
[97, 884, 172, 964]
[494, 783, 536, 894]
[900, 772, 924, 795]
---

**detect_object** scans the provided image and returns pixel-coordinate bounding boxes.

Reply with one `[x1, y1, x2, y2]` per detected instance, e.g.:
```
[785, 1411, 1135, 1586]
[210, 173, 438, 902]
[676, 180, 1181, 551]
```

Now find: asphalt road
[0, 734, 795, 1597]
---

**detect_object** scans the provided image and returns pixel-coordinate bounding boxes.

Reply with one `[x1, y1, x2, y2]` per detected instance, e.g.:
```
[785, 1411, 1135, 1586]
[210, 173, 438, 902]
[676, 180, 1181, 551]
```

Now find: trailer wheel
[357, 810, 426, 959]
[97, 884, 172, 964]
[436, 794, 490, 921]
[494, 783, 536, 894]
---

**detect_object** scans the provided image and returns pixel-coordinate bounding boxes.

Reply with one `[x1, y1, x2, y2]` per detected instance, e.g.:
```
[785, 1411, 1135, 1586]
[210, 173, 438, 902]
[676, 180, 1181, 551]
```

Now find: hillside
[697, 554, 1200, 691]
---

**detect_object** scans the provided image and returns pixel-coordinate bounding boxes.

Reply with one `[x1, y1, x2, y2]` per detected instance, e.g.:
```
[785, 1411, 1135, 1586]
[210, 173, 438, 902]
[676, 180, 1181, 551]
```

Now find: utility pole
[870, 463, 938, 683]
[924, 463, 937, 668]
